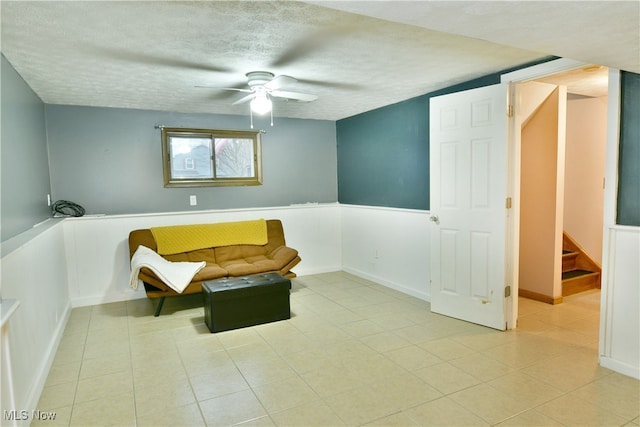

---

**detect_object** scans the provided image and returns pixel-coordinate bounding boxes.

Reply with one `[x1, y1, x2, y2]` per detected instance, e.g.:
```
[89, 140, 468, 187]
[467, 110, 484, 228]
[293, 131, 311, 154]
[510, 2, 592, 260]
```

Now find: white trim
[600, 356, 640, 380]
[24, 302, 72, 425]
[501, 58, 588, 83]
[343, 266, 430, 302]
[339, 203, 430, 215]
[603, 69, 622, 228]
[599, 69, 622, 358]
[501, 58, 595, 330]
[61, 202, 340, 222]
[71, 290, 146, 308]
[1, 218, 64, 258]
[505, 83, 519, 330]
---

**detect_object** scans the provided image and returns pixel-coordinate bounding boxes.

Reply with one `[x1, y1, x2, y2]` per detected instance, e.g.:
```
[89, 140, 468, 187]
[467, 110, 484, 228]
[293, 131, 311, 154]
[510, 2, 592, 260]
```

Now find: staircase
[562, 232, 601, 296]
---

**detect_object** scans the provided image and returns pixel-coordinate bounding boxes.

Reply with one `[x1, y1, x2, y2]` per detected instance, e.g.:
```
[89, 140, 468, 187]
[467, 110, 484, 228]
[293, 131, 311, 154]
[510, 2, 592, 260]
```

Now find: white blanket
[129, 245, 205, 294]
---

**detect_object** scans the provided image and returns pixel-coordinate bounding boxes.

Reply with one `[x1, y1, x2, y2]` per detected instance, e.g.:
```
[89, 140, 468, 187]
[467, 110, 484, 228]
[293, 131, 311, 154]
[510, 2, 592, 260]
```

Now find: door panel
[430, 83, 508, 330]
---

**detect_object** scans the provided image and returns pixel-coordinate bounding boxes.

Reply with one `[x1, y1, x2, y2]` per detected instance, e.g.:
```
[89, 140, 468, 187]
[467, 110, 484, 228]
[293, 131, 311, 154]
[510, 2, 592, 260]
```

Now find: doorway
[502, 59, 609, 330]
[553, 70, 608, 301]
[518, 68, 608, 304]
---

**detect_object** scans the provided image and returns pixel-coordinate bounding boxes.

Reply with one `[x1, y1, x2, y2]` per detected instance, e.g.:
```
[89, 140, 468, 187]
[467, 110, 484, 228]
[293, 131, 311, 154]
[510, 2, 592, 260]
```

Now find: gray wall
[45, 105, 337, 215]
[1, 55, 52, 242]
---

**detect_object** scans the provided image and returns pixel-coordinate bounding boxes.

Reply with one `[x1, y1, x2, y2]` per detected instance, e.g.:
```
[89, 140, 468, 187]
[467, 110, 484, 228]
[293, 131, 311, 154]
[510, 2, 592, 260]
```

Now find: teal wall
[337, 96, 429, 209]
[1, 55, 52, 241]
[617, 71, 640, 226]
[337, 73, 503, 210]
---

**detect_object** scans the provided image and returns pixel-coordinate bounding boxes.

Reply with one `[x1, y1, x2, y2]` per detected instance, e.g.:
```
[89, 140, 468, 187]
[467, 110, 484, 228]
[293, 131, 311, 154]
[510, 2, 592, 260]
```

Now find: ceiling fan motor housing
[246, 71, 275, 87]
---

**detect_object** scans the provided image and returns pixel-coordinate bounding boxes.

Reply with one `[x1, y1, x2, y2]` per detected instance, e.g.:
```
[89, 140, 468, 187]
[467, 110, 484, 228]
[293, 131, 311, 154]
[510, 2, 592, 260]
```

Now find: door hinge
[506, 197, 512, 209]
[505, 286, 511, 298]
[507, 105, 514, 117]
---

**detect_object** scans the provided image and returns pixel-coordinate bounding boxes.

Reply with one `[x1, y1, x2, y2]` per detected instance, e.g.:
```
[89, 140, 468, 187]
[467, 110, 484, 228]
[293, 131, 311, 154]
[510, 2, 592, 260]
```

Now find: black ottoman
[202, 273, 291, 333]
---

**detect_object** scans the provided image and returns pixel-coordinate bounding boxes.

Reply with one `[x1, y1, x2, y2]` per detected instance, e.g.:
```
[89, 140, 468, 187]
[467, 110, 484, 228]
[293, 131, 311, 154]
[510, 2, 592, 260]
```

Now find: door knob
[430, 215, 440, 224]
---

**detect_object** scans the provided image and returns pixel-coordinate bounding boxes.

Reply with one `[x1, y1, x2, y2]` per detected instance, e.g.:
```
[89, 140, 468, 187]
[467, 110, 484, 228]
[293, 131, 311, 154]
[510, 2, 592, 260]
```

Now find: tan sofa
[128, 219, 301, 315]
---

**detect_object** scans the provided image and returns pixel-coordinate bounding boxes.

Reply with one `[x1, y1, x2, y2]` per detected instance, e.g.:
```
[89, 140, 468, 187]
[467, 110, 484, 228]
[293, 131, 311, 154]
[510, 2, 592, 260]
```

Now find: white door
[429, 83, 509, 330]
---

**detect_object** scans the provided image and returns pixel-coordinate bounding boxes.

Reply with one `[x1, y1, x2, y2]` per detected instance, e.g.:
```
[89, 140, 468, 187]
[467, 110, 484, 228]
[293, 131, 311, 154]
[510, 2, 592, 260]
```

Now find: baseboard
[295, 265, 343, 277]
[71, 289, 147, 308]
[342, 267, 430, 302]
[599, 356, 640, 380]
[23, 301, 72, 423]
[518, 288, 563, 305]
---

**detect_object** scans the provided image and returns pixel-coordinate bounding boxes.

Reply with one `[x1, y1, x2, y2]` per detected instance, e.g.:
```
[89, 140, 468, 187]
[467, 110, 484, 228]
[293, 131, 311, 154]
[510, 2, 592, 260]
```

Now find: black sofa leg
[154, 296, 166, 317]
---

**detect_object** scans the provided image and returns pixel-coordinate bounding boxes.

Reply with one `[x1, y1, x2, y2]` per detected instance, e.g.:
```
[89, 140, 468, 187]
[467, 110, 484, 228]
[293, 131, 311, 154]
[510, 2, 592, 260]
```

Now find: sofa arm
[267, 245, 299, 265]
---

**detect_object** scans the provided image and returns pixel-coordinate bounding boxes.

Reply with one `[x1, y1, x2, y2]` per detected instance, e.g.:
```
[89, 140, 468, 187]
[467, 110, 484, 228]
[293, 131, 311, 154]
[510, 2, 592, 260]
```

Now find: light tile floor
[36, 271, 639, 426]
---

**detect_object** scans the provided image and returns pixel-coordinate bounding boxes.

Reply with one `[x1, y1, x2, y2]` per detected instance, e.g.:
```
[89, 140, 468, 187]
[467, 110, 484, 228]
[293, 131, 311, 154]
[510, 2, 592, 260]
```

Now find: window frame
[161, 127, 262, 188]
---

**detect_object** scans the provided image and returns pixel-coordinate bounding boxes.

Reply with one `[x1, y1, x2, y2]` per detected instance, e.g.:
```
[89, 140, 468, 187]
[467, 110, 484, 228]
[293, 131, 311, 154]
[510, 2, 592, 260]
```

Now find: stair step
[562, 251, 579, 272]
[562, 269, 595, 280]
[562, 232, 602, 297]
[562, 269, 600, 296]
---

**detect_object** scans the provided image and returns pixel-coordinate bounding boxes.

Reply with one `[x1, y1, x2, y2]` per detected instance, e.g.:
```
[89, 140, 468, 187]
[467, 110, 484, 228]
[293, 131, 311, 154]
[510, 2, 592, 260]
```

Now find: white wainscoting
[63, 203, 432, 307]
[62, 203, 343, 307]
[1, 220, 71, 424]
[599, 226, 640, 379]
[340, 204, 431, 301]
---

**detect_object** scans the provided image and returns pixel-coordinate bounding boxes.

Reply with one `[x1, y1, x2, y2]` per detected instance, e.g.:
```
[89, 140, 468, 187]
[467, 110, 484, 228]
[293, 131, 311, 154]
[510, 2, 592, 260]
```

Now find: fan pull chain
[270, 108, 274, 127]
[250, 109, 254, 129]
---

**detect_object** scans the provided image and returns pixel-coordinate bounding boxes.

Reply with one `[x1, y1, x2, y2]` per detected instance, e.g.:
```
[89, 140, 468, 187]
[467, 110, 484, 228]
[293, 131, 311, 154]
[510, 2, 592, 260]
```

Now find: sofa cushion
[218, 244, 299, 277]
[141, 262, 227, 283]
[220, 256, 279, 277]
[164, 248, 216, 264]
[193, 263, 228, 281]
[214, 244, 267, 263]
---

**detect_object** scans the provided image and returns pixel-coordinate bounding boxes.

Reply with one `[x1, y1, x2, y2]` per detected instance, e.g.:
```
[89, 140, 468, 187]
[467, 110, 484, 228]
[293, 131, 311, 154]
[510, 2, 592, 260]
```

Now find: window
[161, 127, 262, 187]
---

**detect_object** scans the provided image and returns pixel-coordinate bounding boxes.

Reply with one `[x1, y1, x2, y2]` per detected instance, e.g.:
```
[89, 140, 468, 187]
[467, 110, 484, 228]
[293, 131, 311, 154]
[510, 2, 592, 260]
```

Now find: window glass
[215, 138, 255, 178]
[161, 128, 262, 187]
[169, 136, 213, 179]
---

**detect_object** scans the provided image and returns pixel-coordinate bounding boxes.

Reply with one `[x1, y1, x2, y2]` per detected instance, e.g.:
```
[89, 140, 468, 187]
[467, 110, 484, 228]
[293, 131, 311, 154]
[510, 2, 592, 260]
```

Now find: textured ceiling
[536, 66, 610, 98]
[1, 1, 637, 121]
[309, 1, 640, 75]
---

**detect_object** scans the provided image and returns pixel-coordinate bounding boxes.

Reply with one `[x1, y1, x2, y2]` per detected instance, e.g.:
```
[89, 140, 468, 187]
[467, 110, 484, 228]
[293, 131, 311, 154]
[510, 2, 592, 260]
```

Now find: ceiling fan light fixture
[250, 92, 272, 115]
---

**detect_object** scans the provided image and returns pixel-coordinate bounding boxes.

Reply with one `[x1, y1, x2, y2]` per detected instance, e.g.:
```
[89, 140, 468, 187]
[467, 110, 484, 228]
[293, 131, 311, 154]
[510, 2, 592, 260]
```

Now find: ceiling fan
[198, 71, 318, 126]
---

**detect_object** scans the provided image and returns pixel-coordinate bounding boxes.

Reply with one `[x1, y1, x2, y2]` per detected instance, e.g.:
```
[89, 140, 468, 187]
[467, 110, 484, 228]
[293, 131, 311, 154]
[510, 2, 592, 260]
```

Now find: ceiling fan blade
[85, 45, 233, 73]
[232, 93, 256, 105]
[264, 75, 297, 91]
[270, 23, 360, 67]
[195, 86, 252, 93]
[270, 90, 318, 102]
[296, 78, 364, 91]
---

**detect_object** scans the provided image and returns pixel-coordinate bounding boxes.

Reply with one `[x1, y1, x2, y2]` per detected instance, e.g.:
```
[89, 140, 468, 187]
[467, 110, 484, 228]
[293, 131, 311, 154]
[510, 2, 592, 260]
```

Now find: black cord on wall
[51, 200, 85, 217]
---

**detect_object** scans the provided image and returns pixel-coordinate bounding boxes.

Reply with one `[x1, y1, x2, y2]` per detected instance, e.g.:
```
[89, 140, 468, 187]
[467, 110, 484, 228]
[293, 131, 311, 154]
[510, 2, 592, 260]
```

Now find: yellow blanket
[151, 219, 268, 255]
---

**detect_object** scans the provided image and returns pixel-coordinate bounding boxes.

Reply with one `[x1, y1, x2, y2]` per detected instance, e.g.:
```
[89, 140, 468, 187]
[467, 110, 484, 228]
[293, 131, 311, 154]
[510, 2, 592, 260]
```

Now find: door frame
[500, 58, 619, 331]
